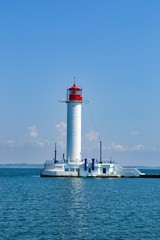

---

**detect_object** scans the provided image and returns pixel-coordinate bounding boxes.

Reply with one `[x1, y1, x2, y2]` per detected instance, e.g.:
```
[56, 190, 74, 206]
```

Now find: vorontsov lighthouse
[66, 84, 82, 162]
[41, 82, 143, 177]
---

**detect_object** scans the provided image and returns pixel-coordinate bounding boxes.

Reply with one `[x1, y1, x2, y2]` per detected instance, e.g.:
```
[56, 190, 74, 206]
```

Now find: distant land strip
[0, 164, 160, 169]
[0, 164, 43, 168]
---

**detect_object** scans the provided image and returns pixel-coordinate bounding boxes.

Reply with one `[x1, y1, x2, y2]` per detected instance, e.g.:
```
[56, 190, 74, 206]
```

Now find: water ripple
[0, 169, 160, 239]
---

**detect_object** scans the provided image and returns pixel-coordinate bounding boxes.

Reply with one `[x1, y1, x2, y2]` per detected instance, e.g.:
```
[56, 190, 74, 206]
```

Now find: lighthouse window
[103, 168, 106, 174]
[70, 168, 75, 172]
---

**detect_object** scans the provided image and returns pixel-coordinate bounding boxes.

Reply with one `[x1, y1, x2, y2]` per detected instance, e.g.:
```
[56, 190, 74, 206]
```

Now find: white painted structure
[41, 159, 142, 177]
[41, 83, 144, 178]
[66, 84, 82, 162]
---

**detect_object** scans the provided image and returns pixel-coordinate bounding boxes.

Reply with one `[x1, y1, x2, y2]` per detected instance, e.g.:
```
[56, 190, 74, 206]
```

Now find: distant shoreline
[0, 164, 160, 169]
[0, 164, 43, 168]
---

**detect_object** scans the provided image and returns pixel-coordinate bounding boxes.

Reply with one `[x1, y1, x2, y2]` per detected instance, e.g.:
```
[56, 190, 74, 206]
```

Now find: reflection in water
[59, 178, 90, 238]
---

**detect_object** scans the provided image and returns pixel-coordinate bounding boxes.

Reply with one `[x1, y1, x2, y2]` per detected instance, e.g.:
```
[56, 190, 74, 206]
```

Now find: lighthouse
[66, 83, 83, 162]
[41, 82, 143, 178]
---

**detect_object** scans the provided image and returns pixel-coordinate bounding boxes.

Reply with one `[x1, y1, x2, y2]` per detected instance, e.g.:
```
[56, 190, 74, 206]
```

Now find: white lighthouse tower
[41, 82, 143, 178]
[66, 83, 82, 162]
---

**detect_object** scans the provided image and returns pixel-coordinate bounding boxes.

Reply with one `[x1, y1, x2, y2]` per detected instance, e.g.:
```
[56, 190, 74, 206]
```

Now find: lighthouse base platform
[40, 159, 143, 178]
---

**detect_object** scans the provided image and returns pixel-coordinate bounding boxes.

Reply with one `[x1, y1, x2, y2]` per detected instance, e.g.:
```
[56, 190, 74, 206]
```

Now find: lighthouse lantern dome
[67, 84, 82, 101]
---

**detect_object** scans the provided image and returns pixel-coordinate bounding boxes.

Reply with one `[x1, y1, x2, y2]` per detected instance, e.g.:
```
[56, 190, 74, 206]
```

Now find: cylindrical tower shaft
[66, 83, 82, 162]
[67, 102, 82, 162]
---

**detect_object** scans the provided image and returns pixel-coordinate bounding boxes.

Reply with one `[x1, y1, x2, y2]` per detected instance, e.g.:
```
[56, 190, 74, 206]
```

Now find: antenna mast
[54, 143, 57, 162]
[99, 140, 102, 163]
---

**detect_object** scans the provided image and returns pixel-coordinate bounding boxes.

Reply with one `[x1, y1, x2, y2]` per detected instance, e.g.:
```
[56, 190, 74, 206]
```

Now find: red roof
[68, 83, 81, 90]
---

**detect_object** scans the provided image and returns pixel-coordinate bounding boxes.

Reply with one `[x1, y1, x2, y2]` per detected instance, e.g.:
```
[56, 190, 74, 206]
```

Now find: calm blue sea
[0, 168, 160, 240]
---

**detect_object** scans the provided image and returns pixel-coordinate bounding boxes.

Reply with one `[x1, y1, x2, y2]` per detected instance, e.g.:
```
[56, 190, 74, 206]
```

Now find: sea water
[0, 168, 160, 240]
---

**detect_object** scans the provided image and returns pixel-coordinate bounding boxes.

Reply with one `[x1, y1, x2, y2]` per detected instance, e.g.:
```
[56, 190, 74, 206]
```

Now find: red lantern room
[67, 84, 82, 101]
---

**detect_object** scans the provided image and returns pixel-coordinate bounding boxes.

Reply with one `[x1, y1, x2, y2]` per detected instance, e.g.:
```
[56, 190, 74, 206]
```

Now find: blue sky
[0, 0, 160, 166]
